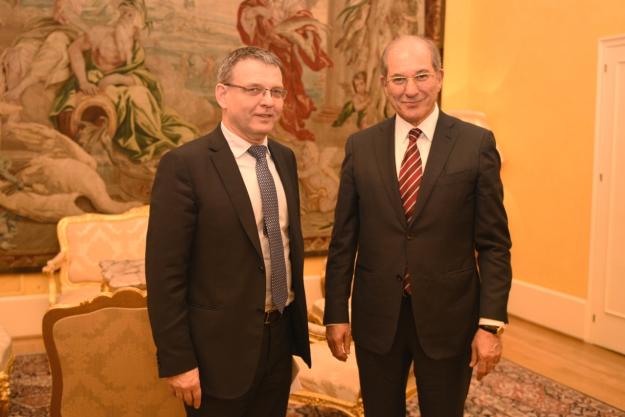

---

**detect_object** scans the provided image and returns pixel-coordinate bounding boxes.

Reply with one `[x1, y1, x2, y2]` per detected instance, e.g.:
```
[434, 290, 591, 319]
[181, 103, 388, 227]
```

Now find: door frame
[585, 34, 625, 350]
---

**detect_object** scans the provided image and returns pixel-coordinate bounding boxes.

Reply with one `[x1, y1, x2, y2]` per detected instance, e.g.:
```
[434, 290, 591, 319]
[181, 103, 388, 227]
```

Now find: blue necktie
[248, 145, 288, 312]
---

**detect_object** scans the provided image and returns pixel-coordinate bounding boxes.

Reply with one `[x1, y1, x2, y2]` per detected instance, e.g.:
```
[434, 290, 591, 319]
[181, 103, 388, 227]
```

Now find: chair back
[42, 288, 184, 417]
[48, 206, 149, 305]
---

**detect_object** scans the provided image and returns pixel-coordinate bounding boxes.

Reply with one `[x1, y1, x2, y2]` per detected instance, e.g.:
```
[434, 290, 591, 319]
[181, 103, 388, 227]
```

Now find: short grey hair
[216, 46, 284, 84]
[379, 36, 442, 77]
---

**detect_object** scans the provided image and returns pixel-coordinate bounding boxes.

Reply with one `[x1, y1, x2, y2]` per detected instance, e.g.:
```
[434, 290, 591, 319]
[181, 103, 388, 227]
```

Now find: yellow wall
[0, 273, 47, 296]
[443, 0, 625, 297]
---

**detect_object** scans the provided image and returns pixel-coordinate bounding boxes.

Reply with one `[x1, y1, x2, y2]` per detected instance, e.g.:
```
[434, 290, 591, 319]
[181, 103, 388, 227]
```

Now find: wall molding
[508, 279, 586, 339]
[0, 294, 48, 338]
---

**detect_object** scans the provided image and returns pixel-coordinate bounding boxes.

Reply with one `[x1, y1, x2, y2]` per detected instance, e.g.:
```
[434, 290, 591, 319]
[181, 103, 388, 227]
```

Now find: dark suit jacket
[324, 112, 512, 359]
[146, 126, 311, 399]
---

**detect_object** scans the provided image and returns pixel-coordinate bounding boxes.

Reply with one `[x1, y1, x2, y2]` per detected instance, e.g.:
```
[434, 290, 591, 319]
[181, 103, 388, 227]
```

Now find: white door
[587, 35, 625, 354]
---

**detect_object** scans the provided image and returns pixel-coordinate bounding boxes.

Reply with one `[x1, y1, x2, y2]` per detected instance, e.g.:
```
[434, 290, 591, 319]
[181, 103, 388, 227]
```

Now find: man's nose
[403, 78, 420, 96]
[260, 89, 274, 105]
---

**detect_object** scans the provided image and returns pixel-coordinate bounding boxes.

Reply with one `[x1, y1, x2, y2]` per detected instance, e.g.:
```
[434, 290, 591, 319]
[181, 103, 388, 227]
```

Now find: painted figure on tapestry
[49, 0, 197, 162]
[332, 71, 372, 130]
[237, 0, 332, 141]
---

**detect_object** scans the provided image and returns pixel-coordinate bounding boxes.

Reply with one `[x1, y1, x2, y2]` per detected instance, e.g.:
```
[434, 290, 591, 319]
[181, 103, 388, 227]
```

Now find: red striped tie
[398, 128, 423, 295]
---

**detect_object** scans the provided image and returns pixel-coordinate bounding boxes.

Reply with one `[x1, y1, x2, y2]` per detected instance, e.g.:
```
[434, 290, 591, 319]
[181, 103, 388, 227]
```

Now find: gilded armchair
[42, 288, 185, 417]
[43, 205, 149, 306]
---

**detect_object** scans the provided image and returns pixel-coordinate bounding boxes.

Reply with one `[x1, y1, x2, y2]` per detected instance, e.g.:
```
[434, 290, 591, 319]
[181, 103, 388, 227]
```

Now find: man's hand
[78, 81, 99, 95]
[166, 367, 201, 409]
[470, 329, 502, 381]
[326, 323, 352, 361]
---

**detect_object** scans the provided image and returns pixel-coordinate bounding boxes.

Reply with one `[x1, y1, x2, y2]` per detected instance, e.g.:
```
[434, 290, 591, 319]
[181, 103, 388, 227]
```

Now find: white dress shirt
[221, 123, 294, 311]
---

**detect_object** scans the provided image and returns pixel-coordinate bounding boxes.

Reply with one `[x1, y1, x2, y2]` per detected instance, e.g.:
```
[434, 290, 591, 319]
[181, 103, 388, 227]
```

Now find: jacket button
[396, 274, 403, 282]
[259, 265, 265, 272]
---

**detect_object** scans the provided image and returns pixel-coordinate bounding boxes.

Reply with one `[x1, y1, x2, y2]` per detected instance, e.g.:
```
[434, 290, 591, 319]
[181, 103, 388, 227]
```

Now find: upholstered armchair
[291, 272, 417, 417]
[42, 288, 185, 417]
[43, 205, 149, 306]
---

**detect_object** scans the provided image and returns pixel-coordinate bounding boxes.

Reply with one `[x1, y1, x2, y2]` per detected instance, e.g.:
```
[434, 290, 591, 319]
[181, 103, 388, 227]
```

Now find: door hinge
[604, 64, 608, 73]
[592, 314, 596, 322]
[599, 173, 603, 182]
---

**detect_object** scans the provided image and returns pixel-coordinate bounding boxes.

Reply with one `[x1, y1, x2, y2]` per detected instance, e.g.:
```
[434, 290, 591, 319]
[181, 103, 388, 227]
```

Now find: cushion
[293, 342, 360, 404]
[99, 259, 146, 290]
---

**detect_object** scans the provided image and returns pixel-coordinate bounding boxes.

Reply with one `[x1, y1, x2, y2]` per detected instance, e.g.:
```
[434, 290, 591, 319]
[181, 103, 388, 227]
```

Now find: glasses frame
[223, 83, 288, 99]
[385, 72, 438, 88]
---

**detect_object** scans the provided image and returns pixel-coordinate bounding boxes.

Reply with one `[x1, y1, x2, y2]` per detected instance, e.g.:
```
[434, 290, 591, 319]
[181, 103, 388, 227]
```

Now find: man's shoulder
[268, 138, 295, 157]
[171, 127, 223, 155]
[440, 112, 491, 137]
[348, 117, 394, 143]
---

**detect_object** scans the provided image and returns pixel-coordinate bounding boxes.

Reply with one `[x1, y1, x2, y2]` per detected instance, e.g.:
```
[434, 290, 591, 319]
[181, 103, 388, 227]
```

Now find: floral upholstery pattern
[43, 289, 184, 417]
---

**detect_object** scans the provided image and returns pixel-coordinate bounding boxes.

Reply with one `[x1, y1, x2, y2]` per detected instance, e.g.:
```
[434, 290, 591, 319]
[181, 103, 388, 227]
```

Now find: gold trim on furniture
[42, 287, 181, 417]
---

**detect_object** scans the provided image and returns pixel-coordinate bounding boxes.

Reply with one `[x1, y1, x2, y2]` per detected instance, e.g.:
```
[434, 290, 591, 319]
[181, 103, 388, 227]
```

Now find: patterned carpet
[8, 353, 625, 417]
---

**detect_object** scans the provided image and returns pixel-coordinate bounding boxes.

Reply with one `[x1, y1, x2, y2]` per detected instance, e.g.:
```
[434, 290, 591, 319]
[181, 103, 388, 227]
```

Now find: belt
[264, 309, 284, 324]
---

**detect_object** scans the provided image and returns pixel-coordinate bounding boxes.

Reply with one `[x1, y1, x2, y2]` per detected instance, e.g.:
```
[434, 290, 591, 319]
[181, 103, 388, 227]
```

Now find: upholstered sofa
[43, 206, 149, 306]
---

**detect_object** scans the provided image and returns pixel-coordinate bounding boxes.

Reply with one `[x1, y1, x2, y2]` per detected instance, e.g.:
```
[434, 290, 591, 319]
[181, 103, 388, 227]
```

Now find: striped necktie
[398, 128, 423, 294]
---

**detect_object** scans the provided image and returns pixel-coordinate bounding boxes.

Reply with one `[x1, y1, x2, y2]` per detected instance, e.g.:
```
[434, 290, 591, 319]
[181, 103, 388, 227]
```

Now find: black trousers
[185, 309, 293, 417]
[355, 297, 473, 417]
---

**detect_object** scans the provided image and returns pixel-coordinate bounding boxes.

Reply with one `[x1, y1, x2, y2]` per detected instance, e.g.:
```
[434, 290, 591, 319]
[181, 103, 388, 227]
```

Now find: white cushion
[293, 342, 360, 404]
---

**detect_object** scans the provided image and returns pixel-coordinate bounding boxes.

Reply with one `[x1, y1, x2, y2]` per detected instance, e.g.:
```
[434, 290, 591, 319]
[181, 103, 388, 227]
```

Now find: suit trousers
[185, 307, 293, 417]
[355, 296, 473, 417]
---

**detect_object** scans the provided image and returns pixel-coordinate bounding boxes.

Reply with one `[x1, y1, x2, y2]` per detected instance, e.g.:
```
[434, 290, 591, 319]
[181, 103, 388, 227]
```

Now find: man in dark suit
[146, 46, 310, 417]
[323, 35, 512, 417]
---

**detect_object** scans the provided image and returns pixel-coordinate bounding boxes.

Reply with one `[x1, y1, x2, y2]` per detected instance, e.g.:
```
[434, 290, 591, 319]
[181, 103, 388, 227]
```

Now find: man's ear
[215, 84, 227, 109]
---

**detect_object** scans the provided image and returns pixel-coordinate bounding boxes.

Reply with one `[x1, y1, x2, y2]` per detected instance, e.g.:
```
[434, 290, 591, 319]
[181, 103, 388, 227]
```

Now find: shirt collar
[220, 122, 269, 158]
[395, 103, 439, 142]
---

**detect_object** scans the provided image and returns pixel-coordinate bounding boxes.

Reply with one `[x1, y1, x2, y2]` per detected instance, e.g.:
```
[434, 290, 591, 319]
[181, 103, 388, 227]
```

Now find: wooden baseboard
[0, 295, 48, 338]
[508, 279, 586, 339]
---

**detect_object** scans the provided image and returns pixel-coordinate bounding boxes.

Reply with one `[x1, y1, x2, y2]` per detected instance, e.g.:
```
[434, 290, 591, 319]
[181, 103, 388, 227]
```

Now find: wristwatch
[479, 324, 504, 336]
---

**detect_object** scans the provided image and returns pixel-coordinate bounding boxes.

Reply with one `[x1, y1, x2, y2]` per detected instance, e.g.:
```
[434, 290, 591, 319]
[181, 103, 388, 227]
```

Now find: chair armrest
[42, 251, 66, 275]
[43, 251, 66, 305]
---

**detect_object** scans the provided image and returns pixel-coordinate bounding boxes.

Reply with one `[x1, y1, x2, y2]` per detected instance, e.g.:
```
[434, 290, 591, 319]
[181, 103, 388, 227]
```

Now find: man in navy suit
[324, 35, 512, 417]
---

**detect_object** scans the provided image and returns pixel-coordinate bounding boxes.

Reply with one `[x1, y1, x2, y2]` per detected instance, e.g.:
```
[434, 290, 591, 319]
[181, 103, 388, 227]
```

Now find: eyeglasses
[223, 83, 288, 99]
[386, 72, 436, 88]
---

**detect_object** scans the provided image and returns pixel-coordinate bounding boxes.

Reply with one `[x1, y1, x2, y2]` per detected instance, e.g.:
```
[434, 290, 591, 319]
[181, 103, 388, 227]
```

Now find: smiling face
[215, 58, 284, 144]
[382, 38, 443, 126]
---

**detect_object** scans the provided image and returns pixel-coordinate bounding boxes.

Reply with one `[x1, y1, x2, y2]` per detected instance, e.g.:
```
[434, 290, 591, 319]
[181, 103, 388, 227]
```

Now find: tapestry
[0, 0, 445, 271]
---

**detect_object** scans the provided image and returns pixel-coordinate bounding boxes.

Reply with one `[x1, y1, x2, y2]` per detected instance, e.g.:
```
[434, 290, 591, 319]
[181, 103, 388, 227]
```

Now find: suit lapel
[374, 117, 408, 227]
[207, 128, 263, 258]
[409, 112, 456, 226]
